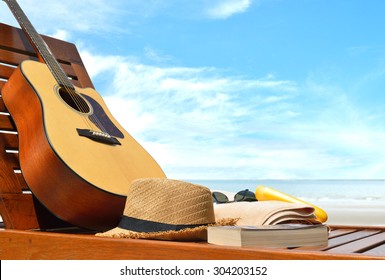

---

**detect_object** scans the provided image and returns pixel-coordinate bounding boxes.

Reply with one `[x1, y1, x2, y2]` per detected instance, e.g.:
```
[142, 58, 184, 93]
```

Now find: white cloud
[80, 49, 303, 179]
[205, 0, 253, 19]
[1, 0, 127, 35]
[134, 65, 385, 178]
[1, 0, 256, 38]
[80, 48, 385, 180]
[84, 56, 385, 180]
[49, 30, 71, 41]
[144, 47, 175, 63]
[5, 0, 385, 179]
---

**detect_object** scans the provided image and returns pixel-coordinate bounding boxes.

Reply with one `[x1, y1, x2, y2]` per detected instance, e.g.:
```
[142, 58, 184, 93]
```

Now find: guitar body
[2, 60, 166, 230]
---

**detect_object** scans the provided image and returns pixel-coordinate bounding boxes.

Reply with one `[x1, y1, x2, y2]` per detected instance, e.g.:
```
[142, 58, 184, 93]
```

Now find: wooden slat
[327, 231, 385, 254]
[328, 228, 358, 238]
[70, 79, 82, 88]
[0, 131, 18, 148]
[0, 23, 84, 64]
[0, 49, 78, 82]
[60, 63, 77, 80]
[0, 150, 22, 194]
[0, 22, 95, 231]
[0, 64, 15, 80]
[0, 99, 21, 196]
[323, 230, 381, 251]
[295, 229, 381, 252]
[0, 114, 15, 130]
[0, 194, 39, 229]
[0, 134, 20, 168]
[43, 35, 85, 65]
[0, 48, 36, 66]
[0, 229, 383, 260]
[0, 23, 34, 56]
[15, 172, 29, 191]
[0, 194, 75, 230]
[0, 95, 7, 111]
[71, 62, 94, 89]
[0, 170, 22, 193]
[3, 152, 19, 168]
[364, 243, 385, 256]
[0, 23, 89, 87]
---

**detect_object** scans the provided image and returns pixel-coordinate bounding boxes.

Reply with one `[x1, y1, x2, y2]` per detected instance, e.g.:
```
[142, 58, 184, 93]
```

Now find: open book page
[264, 210, 318, 225]
[214, 201, 317, 226]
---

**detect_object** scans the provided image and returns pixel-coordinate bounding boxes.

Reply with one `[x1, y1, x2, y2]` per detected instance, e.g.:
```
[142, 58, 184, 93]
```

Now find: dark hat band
[118, 215, 208, 233]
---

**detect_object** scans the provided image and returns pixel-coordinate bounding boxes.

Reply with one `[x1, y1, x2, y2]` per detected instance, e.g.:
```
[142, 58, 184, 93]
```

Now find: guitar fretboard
[3, 0, 74, 90]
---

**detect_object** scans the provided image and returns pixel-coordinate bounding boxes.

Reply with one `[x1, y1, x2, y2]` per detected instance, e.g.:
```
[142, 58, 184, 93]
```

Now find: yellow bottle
[255, 185, 328, 223]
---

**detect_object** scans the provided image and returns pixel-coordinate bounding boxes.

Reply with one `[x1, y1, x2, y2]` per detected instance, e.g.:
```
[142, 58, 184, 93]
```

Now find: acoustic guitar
[2, 0, 166, 230]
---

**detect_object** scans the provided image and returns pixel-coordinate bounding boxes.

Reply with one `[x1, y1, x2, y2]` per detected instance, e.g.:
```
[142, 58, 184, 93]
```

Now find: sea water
[189, 179, 385, 225]
[189, 179, 385, 204]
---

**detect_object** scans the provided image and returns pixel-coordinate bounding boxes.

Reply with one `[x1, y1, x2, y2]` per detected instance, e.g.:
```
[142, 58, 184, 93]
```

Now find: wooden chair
[1, 22, 385, 260]
[0, 225, 385, 259]
[0, 22, 93, 230]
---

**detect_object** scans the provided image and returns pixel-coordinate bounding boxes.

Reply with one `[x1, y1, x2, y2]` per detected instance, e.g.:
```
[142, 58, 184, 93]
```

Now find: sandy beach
[316, 201, 385, 227]
[212, 189, 385, 227]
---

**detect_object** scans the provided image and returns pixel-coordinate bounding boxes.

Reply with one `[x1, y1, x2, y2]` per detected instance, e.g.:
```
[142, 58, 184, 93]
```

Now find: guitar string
[8, 0, 111, 136]
[8, 0, 91, 129]
[39, 39, 110, 135]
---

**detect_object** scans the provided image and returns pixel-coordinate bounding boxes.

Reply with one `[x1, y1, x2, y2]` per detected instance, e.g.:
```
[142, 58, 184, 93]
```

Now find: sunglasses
[212, 189, 257, 203]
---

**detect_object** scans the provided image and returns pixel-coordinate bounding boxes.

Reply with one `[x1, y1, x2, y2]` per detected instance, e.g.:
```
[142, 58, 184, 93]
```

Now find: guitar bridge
[77, 129, 121, 145]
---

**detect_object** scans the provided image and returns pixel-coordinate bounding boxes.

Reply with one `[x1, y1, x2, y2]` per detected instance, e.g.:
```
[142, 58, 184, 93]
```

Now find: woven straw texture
[123, 178, 215, 225]
[96, 178, 234, 241]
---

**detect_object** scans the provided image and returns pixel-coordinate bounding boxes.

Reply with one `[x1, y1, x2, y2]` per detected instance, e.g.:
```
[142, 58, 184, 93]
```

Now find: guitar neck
[3, 0, 74, 89]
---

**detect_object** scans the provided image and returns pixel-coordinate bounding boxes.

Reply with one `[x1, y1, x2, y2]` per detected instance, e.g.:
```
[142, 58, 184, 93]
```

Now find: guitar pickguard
[82, 94, 124, 139]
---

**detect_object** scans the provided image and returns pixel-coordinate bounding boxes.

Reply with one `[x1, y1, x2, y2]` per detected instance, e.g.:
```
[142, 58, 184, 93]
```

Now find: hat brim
[95, 218, 238, 241]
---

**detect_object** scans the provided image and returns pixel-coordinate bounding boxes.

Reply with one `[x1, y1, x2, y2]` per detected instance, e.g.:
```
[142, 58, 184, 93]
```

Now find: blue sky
[2, 0, 385, 180]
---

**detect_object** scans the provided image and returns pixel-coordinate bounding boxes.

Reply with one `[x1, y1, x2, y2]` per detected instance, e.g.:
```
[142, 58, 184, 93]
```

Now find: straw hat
[96, 178, 233, 241]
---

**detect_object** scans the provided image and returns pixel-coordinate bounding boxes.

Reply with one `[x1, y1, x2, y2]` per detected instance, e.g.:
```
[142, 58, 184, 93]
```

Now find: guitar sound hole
[59, 87, 91, 113]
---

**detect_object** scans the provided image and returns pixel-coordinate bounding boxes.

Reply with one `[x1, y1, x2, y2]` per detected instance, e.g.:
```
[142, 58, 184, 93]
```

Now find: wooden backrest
[0, 22, 94, 230]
